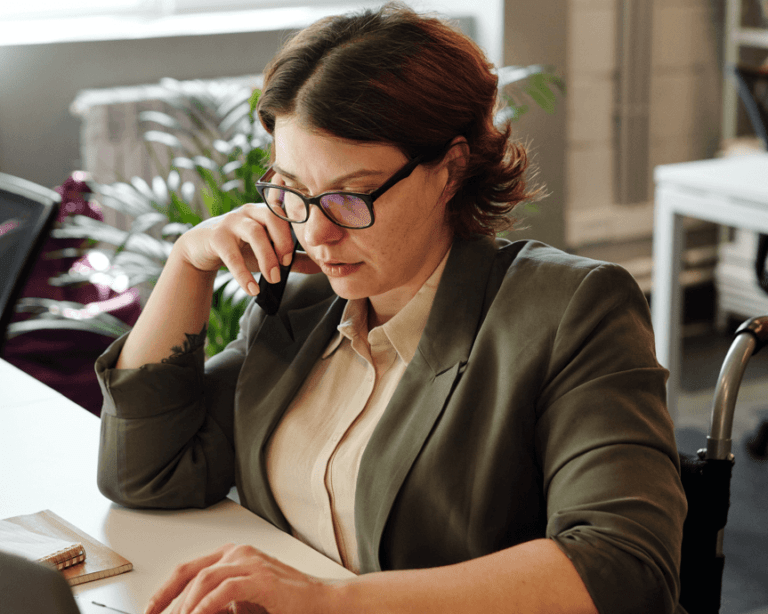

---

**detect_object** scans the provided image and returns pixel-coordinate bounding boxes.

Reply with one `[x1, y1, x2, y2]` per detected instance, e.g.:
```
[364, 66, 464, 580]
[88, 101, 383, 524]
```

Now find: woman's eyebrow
[271, 164, 389, 189]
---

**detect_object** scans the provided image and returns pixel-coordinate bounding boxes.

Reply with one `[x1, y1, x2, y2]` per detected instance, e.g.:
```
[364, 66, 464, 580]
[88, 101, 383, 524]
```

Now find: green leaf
[167, 170, 181, 191]
[162, 222, 192, 238]
[221, 179, 243, 193]
[139, 110, 185, 132]
[523, 201, 540, 213]
[130, 211, 167, 235]
[169, 192, 203, 226]
[217, 88, 251, 119]
[222, 160, 243, 175]
[53, 216, 129, 246]
[124, 233, 172, 261]
[192, 156, 218, 170]
[219, 101, 251, 134]
[172, 157, 197, 170]
[97, 182, 155, 217]
[152, 176, 170, 205]
[214, 270, 235, 292]
[144, 130, 184, 150]
[223, 277, 241, 302]
[8, 298, 133, 339]
[248, 89, 260, 115]
[7, 317, 130, 339]
[525, 73, 560, 115]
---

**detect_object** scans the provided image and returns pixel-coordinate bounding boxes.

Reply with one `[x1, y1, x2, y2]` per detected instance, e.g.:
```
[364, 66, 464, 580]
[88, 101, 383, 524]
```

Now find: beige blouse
[265, 250, 450, 572]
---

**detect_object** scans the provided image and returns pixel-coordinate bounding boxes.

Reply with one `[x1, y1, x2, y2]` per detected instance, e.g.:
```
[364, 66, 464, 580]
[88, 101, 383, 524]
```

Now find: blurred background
[1, 1, 767, 612]
[1, 0, 753, 299]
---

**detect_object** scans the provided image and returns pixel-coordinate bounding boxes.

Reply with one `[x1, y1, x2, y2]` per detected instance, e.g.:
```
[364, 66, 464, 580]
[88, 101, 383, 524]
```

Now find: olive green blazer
[96, 236, 687, 614]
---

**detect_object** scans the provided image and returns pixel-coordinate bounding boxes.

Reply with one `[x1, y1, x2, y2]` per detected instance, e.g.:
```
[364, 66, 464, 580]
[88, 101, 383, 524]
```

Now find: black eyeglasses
[254, 153, 429, 230]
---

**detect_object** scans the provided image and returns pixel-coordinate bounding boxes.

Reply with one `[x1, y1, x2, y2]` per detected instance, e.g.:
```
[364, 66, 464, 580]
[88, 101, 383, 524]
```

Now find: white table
[652, 153, 768, 419]
[0, 359, 354, 614]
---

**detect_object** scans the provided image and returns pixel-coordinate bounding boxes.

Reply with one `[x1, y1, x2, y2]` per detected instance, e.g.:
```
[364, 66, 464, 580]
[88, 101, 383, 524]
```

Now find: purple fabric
[3, 173, 141, 415]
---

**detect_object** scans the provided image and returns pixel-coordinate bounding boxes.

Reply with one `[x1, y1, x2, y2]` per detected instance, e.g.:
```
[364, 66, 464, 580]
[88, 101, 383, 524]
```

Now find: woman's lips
[319, 261, 363, 277]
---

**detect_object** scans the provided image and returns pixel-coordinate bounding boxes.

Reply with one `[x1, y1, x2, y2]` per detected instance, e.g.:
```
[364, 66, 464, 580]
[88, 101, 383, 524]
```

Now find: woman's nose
[301, 204, 345, 248]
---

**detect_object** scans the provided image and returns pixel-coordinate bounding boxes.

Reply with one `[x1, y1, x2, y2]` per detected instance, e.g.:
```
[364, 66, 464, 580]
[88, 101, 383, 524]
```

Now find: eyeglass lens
[261, 187, 372, 228]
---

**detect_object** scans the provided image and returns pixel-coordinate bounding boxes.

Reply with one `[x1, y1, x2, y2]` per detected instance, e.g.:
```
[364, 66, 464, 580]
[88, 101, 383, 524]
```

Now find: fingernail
[247, 281, 259, 296]
[270, 266, 281, 284]
[282, 252, 292, 266]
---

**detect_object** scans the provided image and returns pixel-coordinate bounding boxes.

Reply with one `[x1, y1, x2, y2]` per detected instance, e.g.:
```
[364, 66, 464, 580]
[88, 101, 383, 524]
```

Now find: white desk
[652, 153, 768, 419]
[0, 358, 354, 614]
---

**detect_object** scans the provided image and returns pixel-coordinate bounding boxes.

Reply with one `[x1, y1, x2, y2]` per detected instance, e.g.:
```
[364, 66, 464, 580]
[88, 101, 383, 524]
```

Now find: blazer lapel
[235, 292, 346, 531]
[355, 235, 500, 572]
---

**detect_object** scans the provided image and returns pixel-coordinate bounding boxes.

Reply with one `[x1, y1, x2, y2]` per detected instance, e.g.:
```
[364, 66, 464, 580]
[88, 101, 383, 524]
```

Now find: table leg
[652, 192, 685, 421]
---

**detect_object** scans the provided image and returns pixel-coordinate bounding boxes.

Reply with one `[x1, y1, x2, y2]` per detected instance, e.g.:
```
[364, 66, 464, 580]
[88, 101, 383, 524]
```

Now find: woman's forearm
[330, 539, 598, 614]
[116, 246, 217, 369]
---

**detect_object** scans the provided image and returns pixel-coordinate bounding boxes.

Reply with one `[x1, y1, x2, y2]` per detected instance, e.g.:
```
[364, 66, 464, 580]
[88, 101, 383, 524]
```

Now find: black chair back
[676, 316, 768, 613]
[0, 173, 60, 354]
[678, 452, 734, 614]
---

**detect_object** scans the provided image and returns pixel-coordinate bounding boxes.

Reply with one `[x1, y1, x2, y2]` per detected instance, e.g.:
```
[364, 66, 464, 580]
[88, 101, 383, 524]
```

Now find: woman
[95, 4, 687, 614]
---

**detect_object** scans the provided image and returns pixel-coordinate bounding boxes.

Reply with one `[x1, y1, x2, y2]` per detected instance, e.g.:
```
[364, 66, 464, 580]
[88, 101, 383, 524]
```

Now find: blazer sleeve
[95, 298, 264, 509]
[536, 262, 687, 614]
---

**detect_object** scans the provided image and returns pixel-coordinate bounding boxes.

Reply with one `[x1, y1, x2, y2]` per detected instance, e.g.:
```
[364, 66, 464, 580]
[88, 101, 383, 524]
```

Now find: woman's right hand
[173, 203, 321, 296]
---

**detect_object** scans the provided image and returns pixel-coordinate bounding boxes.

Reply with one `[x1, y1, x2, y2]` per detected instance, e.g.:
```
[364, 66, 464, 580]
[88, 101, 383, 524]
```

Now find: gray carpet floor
[677, 331, 768, 614]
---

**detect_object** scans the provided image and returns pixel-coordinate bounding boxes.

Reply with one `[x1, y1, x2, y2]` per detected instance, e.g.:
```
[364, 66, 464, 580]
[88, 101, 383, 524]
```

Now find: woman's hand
[145, 543, 334, 614]
[173, 204, 320, 296]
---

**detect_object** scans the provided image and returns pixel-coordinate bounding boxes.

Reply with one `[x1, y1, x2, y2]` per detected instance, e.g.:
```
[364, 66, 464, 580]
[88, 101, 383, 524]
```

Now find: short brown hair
[257, 2, 538, 238]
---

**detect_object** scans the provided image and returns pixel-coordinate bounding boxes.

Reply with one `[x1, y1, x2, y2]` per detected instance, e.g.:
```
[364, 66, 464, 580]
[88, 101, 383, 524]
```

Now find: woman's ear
[439, 136, 470, 204]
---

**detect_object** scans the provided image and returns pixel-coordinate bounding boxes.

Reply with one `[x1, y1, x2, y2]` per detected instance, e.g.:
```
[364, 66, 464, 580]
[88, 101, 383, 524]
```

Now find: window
[0, 0, 151, 20]
[0, 0, 373, 20]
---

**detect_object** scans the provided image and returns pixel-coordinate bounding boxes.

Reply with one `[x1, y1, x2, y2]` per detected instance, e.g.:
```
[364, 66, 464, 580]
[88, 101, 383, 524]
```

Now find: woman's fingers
[149, 544, 330, 614]
[174, 203, 325, 297]
[177, 564, 254, 614]
[145, 546, 232, 614]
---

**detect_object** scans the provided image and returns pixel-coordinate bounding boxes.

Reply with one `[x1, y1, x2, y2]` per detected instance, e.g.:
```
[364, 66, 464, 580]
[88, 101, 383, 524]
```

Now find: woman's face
[272, 115, 455, 324]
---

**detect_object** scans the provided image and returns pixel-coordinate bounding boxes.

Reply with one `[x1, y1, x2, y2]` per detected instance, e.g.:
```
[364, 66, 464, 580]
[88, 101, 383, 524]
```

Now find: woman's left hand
[144, 543, 334, 614]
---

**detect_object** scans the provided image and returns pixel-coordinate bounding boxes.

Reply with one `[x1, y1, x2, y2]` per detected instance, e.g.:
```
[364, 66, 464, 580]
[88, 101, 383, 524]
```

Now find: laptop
[0, 550, 135, 614]
[0, 550, 82, 614]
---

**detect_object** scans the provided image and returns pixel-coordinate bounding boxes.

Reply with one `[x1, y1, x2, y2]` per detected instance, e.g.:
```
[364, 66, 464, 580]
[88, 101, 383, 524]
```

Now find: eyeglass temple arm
[368, 154, 425, 201]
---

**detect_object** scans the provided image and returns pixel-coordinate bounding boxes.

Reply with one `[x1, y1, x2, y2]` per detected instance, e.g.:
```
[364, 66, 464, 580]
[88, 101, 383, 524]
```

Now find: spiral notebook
[0, 519, 85, 570]
[0, 510, 132, 586]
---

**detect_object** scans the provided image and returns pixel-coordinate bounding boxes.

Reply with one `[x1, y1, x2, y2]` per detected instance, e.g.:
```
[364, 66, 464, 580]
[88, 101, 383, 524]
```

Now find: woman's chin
[327, 277, 376, 301]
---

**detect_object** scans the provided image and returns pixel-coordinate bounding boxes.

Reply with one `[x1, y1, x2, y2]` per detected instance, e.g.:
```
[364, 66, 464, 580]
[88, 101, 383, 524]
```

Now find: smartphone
[255, 229, 299, 316]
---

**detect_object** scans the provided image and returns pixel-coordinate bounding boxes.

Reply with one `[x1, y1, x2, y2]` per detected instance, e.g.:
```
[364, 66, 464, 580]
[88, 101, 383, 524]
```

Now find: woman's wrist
[116, 240, 218, 369]
[317, 578, 359, 614]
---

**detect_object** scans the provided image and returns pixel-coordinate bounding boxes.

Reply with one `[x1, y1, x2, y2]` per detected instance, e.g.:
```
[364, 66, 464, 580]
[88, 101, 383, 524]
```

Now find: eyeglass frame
[254, 149, 437, 230]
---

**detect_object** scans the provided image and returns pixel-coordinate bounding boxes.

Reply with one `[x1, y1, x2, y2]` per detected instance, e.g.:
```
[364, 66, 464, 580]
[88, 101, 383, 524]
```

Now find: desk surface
[0, 358, 353, 614]
[654, 153, 768, 204]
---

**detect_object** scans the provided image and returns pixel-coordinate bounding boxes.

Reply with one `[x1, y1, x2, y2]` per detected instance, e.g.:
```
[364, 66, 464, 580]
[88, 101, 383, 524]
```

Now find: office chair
[0, 172, 60, 354]
[677, 315, 768, 614]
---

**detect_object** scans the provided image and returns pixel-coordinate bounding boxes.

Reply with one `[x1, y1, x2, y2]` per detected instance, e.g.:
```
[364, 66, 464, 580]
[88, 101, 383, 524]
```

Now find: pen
[91, 601, 134, 614]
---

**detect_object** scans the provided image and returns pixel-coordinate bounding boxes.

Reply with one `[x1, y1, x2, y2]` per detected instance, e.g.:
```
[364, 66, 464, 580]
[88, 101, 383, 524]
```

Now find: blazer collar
[355, 234, 501, 571]
[416, 234, 500, 373]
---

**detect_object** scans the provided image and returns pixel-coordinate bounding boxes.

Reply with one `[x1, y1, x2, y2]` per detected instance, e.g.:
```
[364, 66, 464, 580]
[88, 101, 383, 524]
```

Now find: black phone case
[254, 232, 299, 316]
